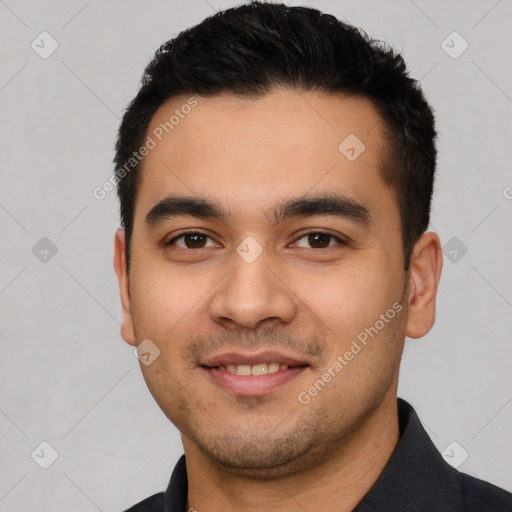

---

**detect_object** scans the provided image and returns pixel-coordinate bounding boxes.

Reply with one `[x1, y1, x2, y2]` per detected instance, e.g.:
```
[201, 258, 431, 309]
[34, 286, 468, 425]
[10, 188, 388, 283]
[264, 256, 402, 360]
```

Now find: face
[114, 89, 437, 478]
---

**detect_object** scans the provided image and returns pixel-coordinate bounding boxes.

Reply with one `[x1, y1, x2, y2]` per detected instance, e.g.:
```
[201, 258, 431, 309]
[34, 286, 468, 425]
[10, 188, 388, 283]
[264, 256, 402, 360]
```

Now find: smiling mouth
[200, 356, 309, 396]
[210, 362, 300, 376]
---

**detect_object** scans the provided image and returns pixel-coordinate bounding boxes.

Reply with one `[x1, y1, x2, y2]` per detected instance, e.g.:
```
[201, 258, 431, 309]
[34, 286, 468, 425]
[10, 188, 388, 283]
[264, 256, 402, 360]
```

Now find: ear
[114, 230, 136, 346]
[406, 231, 443, 339]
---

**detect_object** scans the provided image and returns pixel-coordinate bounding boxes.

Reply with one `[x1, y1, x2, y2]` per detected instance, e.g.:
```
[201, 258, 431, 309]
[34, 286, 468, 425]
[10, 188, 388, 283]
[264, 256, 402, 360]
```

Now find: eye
[166, 232, 218, 249]
[293, 232, 346, 249]
[165, 231, 346, 251]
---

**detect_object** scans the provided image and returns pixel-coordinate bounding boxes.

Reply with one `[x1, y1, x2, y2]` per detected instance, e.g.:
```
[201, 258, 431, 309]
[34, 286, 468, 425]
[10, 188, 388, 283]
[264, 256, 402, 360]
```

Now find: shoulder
[389, 399, 511, 511]
[123, 492, 165, 512]
[458, 472, 512, 512]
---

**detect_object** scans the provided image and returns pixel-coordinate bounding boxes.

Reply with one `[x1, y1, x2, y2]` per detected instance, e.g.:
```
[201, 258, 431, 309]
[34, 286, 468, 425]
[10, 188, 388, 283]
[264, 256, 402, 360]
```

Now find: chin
[185, 420, 329, 480]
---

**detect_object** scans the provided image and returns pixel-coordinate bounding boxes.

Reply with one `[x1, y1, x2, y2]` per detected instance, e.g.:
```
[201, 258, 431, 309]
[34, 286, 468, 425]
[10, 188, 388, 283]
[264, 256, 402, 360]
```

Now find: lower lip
[202, 367, 306, 396]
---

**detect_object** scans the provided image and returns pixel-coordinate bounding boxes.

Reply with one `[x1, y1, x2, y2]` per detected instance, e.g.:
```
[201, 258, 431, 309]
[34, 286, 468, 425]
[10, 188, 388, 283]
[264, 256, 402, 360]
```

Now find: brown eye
[167, 232, 216, 249]
[183, 234, 207, 248]
[308, 233, 331, 248]
[294, 232, 344, 249]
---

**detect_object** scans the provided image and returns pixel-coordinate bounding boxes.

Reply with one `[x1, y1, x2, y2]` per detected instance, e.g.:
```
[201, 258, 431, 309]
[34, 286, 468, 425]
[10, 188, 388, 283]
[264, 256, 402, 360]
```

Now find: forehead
[135, 89, 394, 223]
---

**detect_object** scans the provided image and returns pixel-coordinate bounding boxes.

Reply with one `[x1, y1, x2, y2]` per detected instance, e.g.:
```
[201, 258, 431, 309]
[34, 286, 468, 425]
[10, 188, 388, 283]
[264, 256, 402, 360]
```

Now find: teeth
[221, 363, 289, 375]
[268, 363, 280, 373]
[236, 365, 251, 376]
[251, 363, 268, 376]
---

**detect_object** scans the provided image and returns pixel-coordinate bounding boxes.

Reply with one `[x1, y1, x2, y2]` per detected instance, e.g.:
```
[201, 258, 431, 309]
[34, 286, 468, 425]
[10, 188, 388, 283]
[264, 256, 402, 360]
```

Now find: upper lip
[200, 350, 309, 368]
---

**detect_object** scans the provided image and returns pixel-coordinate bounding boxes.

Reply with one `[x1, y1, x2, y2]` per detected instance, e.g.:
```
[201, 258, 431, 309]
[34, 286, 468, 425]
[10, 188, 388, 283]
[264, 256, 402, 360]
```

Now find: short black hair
[114, 1, 437, 270]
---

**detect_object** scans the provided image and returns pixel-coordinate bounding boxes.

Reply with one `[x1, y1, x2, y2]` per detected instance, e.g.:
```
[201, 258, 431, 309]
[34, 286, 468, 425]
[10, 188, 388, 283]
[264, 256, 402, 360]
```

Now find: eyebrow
[144, 193, 371, 228]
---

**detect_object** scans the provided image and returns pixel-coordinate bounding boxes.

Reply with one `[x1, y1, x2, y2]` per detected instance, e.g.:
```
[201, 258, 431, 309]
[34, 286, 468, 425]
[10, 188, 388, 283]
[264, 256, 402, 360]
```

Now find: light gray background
[1, 0, 511, 510]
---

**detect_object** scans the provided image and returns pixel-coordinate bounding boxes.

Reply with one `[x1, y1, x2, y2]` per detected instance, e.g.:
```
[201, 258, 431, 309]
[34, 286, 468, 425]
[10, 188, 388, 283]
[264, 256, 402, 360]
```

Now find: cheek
[129, 263, 197, 340]
[128, 261, 225, 372]
[131, 283, 169, 330]
[290, 255, 401, 336]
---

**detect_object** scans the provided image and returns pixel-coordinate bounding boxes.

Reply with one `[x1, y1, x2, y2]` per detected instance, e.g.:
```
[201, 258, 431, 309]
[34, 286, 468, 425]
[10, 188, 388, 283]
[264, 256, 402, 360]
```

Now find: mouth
[199, 351, 310, 396]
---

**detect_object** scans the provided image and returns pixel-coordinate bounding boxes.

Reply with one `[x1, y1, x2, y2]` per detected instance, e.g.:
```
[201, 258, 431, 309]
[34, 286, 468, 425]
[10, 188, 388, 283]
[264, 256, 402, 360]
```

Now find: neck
[183, 393, 400, 512]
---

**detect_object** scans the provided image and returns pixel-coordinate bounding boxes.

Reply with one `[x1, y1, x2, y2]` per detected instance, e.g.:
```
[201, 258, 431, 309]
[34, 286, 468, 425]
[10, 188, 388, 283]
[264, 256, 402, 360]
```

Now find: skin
[114, 89, 443, 512]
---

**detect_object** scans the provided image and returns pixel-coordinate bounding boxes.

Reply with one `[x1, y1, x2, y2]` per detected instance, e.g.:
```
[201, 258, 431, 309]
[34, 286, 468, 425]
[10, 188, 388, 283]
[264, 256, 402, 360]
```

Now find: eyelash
[165, 231, 347, 250]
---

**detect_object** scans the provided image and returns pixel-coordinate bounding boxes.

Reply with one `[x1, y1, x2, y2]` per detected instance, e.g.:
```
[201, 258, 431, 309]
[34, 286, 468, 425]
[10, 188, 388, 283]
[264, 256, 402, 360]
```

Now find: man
[113, 2, 511, 511]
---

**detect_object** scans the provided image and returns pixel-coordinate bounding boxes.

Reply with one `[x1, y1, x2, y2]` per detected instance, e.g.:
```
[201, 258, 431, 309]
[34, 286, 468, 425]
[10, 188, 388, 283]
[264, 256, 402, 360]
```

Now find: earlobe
[113, 230, 136, 346]
[405, 231, 443, 339]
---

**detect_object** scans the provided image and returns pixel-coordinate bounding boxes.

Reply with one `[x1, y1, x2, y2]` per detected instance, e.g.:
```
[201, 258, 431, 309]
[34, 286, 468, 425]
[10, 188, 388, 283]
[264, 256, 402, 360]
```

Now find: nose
[208, 250, 298, 331]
